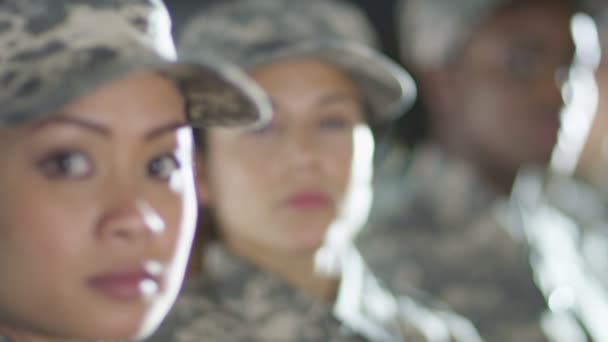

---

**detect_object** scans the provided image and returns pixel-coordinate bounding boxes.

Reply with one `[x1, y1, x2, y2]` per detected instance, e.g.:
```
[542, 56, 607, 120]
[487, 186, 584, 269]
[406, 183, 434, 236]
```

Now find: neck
[431, 130, 516, 196]
[224, 237, 339, 303]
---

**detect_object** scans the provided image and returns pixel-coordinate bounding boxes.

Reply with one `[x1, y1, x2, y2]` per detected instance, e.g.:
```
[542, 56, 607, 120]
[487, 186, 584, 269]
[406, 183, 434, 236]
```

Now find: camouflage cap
[177, 0, 416, 121]
[397, 0, 510, 69]
[0, 0, 271, 127]
[398, 0, 592, 69]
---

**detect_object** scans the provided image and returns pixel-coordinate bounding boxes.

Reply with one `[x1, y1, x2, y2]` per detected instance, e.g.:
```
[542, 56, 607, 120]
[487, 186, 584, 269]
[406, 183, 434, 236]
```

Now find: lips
[286, 191, 331, 210]
[88, 268, 161, 300]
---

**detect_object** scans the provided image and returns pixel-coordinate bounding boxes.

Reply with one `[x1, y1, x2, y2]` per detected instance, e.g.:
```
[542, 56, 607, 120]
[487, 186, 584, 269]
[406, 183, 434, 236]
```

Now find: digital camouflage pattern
[177, 0, 416, 122]
[147, 243, 480, 342]
[397, 0, 509, 67]
[148, 244, 383, 342]
[515, 170, 608, 341]
[397, 0, 588, 68]
[0, 0, 270, 127]
[358, 145, 552, 341]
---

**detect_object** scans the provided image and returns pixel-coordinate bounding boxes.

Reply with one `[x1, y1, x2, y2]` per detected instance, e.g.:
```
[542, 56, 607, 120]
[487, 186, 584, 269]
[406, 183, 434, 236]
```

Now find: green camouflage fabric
[397, 0, 508, 68]
[357, 145, 552, 341]
[147, 243, 480, 341]
[397, 0, 587, 68]
[0, 0, 270, 127]
[511, 169, 608, 341]
[177, 0, 416, 121]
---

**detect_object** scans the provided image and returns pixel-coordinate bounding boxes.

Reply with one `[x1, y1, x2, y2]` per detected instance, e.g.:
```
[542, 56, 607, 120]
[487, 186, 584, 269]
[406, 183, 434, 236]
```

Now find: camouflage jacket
[148, 241, 477, 341]
[358, 145, 550, 342]
[148, 243, 402, 341]
[510, 169, 608, 341]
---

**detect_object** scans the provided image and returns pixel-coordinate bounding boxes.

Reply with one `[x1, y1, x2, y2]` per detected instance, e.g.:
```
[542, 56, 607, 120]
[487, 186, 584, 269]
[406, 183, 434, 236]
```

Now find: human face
[440, 0, 575, 173]
[199, 58, 371, 257]
[0, 72, 197, 341]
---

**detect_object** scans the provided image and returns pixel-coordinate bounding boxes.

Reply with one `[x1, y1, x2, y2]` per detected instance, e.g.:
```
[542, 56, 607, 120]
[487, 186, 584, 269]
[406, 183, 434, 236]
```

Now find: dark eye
[148, 154, 181, 182]
[319, 116, 349, 130]
[37, 150, 92, 180]
[505, 49, 542, 80]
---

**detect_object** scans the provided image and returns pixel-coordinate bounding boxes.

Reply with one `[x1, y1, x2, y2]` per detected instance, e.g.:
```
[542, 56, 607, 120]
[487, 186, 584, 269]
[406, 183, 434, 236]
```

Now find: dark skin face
[422, 0, 575, 193]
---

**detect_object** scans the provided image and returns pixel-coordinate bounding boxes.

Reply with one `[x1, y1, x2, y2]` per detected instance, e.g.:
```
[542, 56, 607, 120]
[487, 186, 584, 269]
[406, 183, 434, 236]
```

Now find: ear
[194, 154, 212, 207]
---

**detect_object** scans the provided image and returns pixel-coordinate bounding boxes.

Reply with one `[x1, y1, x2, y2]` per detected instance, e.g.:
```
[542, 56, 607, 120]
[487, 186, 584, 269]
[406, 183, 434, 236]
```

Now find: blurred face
[440, 0, 575, 171]
[0, 72, 197, 341]
[199, 58, 371, 256]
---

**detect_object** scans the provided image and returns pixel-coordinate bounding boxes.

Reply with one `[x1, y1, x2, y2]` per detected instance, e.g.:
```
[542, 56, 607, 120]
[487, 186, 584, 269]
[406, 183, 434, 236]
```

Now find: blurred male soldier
[358, 0, 595, 341]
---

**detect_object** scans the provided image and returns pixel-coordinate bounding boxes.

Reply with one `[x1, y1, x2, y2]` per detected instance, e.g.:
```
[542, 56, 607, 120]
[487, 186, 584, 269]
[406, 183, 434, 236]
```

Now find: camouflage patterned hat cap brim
[397, 0, 592, 69]
[397, 0, 509, 68]
[0, 0, 271, 127]
[244, 40, 417, 121]
[178, 0, 416, 122]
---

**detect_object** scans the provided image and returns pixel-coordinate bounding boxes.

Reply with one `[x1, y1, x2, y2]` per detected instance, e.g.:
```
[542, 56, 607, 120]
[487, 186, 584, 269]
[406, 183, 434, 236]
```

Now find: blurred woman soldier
[150, 0, 481, 341]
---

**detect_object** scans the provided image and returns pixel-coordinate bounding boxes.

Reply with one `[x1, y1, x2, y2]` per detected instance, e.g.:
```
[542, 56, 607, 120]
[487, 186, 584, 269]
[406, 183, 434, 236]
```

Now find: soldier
[358, 0, 587, 341]
[0, 0, 270, 341]
[148, 0, 481, 341]
[516, 5, 608, 341]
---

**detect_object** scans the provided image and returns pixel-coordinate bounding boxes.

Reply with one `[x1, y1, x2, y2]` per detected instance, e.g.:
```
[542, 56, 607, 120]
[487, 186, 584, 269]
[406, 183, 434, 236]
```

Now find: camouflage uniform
[362, 133, 608, 342]
[149, 242, 483, 342]
[511, 169, 608, 342]
[359, 0, 602, 340]
[0, 0, 271, 341]
[358, 145, 552, 341]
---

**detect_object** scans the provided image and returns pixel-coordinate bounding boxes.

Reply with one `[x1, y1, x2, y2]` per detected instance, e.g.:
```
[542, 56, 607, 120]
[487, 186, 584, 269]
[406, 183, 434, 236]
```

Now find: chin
[288, 228, 328, 254]
[78, 302, 162, 341]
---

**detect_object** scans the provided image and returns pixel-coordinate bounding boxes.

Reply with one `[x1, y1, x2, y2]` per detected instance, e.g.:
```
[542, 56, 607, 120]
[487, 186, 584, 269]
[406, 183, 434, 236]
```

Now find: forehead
[248, 58, 362, 107]
[456, 0, 575, 65]
[0, 71, 184, 143]
[61, 71, 180, 112]
[478, 0, 574, 44]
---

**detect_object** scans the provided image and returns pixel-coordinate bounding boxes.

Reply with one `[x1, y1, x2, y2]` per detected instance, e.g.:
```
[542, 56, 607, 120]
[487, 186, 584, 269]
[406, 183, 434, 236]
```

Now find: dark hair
[186, 127, 219, 276]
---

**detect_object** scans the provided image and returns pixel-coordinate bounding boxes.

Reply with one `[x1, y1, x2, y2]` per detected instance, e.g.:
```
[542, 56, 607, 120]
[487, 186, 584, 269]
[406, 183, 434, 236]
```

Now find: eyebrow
[30, 115, 110, 137]
[31, 114, 188, 141]
[313, 93, 362, 109]
[144, 121, 189, 140]
[270, 92, 362, 112]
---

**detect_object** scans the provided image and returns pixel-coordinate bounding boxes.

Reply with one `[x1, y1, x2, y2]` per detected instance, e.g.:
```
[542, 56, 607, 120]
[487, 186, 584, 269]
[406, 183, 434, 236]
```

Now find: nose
[96, 188, 165, 244]
[282, 129, 319, 168]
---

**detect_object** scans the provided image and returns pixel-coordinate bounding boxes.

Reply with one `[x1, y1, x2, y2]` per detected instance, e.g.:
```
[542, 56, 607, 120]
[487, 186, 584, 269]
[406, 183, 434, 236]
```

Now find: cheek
[323, 134, 357, 194]
[206, 153, 273, 228]
[0, 187, 94, 295]
[211, 148, 274, 200]
[464, 84, 525, 136]
[150, 192, 186, 251]
[145, 173, 198, 257]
